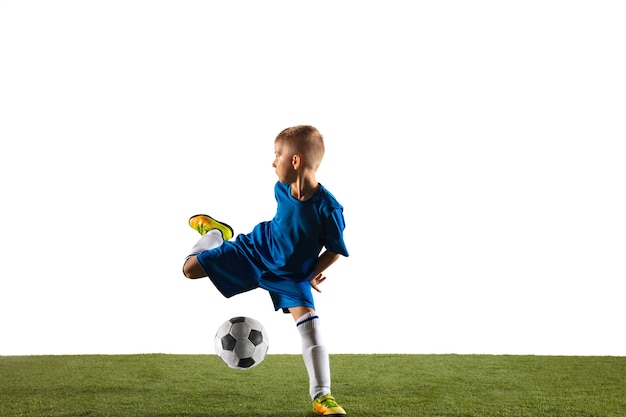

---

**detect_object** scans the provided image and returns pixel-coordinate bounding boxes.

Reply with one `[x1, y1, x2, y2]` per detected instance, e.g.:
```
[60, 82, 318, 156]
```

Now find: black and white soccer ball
[214, 316, 269, 370]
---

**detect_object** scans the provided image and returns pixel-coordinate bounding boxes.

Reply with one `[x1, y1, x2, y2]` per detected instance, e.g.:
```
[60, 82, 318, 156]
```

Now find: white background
[1, 1, 624, 356]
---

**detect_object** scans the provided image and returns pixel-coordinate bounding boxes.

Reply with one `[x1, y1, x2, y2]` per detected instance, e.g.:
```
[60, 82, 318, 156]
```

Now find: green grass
[1, 354, 624, 417]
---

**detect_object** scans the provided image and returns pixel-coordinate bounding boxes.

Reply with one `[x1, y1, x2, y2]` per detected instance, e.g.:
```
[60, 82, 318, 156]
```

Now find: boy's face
[272, 140, 297, 184]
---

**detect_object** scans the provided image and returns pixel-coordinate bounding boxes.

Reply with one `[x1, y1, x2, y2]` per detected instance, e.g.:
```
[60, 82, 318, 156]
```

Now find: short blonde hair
[275, 125, 325, 169]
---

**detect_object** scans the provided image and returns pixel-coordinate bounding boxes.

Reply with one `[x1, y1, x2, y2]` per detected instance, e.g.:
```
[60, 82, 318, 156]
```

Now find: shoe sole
[189, 214, 234, 240]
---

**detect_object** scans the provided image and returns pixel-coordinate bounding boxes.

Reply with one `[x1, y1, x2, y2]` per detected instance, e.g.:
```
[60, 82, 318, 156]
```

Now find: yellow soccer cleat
[188, 214, 234, 241]
[312, 393, 347, 416]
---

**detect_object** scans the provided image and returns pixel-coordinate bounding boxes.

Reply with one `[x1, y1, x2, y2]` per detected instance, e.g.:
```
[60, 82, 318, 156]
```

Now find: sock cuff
[187, 230, 223, 258]
[296, 311, 319, 329]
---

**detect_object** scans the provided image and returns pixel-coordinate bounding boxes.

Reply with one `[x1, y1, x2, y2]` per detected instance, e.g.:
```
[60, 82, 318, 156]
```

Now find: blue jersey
[196, 181, 348, 311]
[242, 182, 349, 281]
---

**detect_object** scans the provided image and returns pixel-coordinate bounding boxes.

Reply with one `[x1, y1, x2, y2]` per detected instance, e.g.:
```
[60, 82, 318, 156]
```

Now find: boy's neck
[290, 173, 319, 201]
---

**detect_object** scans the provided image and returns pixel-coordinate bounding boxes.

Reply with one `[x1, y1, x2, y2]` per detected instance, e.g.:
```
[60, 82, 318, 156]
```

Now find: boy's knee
[182, 268, 194, 279]
[183, 256, 205, 279]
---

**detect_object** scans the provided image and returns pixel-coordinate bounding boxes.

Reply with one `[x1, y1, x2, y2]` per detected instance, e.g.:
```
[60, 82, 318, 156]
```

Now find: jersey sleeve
[322, 208, 349, 257]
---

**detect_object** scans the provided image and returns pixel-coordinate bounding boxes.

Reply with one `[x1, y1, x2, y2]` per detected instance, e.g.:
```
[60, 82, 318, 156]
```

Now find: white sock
[297, 311, 331, 400]
[186, 229, 223, 259]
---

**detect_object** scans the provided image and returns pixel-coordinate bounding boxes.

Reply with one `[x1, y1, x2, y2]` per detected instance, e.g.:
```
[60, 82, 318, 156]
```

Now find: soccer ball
[214, 316, 269, 370]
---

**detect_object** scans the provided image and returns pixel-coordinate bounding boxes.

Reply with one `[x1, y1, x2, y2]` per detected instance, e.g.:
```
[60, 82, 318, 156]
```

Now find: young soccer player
[182, 125, 349, 416]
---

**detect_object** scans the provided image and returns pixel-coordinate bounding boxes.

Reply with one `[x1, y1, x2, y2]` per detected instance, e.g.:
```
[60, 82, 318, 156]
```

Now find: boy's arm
[309, 250, 341, 293]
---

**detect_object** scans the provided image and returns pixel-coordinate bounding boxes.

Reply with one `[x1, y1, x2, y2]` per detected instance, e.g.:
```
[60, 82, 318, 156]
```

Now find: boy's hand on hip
[309, 273, 327, 293]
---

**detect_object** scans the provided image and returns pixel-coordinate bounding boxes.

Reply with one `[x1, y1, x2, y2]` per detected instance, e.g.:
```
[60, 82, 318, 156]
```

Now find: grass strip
[1, 354, 624, 417]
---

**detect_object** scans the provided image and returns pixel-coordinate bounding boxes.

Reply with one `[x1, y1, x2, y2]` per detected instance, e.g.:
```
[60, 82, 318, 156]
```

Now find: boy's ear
[292, 153, 303, 169]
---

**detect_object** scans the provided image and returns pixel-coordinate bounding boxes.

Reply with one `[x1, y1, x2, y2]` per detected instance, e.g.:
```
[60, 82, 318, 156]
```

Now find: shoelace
[318, 397, 339, 407]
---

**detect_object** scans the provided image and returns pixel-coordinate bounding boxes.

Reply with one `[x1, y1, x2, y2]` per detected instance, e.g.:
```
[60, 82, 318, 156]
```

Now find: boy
[182, 125, 349, 416]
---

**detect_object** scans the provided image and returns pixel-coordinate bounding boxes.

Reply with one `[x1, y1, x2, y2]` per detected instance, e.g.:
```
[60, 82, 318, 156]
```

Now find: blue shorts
[196, 240, 315, 313]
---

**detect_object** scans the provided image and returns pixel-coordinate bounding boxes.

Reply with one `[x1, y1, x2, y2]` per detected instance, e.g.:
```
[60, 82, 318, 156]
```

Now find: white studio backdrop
[1, 1, 624, 356]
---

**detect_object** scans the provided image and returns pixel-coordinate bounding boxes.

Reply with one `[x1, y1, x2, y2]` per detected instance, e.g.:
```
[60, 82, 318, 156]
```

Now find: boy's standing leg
[292, 308, 347, 416]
